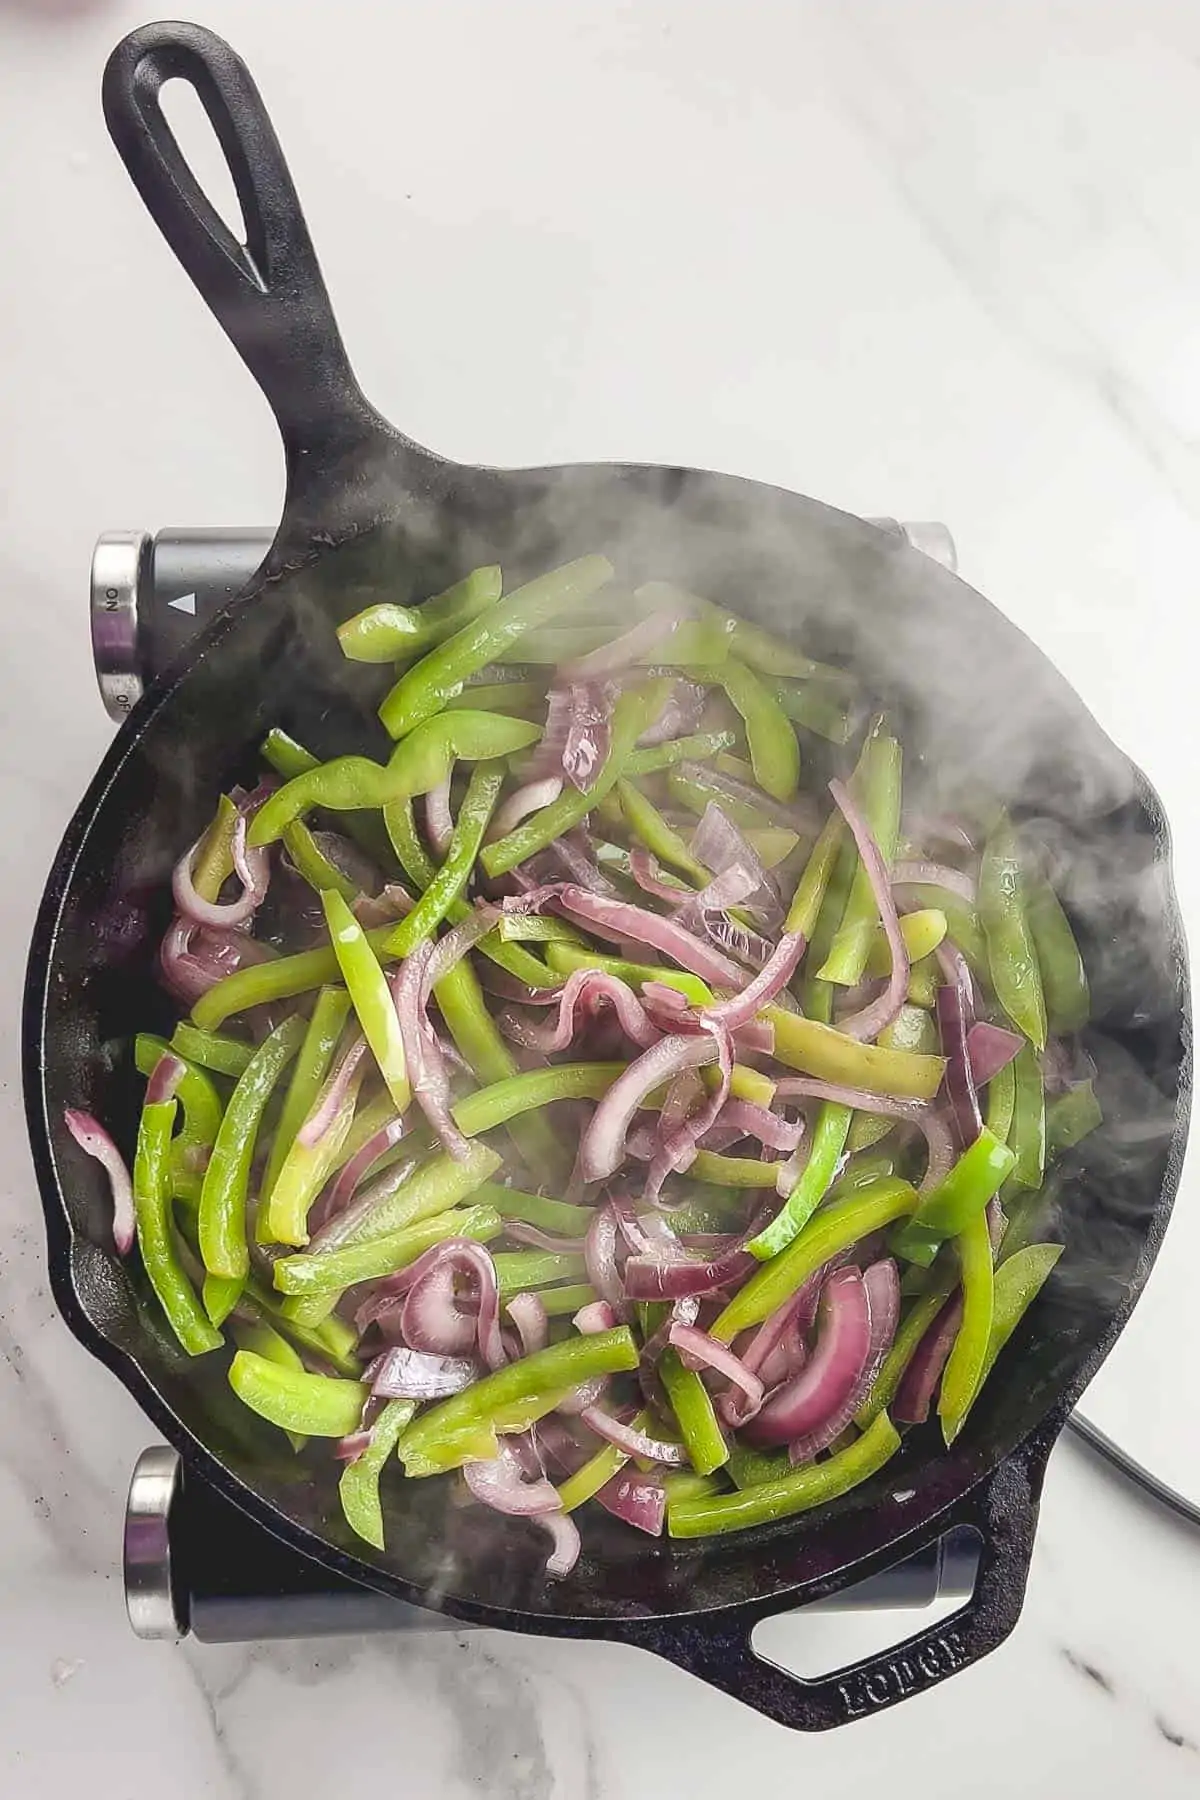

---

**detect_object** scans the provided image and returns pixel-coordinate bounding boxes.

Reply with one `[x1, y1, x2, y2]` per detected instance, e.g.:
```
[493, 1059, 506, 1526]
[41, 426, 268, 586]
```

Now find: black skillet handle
[102, 22, 397, 487]
[618, 1434, 1053, 1731]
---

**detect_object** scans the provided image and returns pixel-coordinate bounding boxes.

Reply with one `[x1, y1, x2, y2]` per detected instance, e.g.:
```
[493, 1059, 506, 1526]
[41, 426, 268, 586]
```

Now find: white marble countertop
[4, 0, 1200, 1791]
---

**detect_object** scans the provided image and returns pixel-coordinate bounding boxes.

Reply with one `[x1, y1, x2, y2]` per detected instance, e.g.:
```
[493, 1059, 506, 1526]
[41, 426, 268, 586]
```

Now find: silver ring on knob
[91, 531, 148, 722]
[124, 1445, 183, 1640]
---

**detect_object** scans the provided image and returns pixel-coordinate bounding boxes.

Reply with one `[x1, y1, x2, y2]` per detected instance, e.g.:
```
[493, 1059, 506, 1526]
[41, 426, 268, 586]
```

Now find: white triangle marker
[169, 593, 197, 616]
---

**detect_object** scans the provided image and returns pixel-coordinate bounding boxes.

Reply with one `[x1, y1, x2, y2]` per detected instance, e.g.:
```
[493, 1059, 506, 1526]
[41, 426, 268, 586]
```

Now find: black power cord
[1067, 1415, 1200, 1531]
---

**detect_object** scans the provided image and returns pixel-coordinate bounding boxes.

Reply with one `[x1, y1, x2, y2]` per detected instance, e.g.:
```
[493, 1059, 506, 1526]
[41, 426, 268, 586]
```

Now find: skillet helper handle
[623, 1446, 1045, 1731]
[102, 22, 384, 463]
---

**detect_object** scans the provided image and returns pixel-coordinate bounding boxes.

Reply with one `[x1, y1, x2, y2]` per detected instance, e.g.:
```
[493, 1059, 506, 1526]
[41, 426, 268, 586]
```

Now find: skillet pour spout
[22, 19, 1190, 1730]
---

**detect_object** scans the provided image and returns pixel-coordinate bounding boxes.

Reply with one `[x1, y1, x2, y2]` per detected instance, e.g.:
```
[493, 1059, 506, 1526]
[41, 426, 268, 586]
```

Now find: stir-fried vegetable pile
[64, 557, 1101, 1574]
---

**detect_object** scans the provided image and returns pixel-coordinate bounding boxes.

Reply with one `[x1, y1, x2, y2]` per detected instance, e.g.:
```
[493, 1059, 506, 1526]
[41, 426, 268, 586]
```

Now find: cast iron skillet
[23, 20, 1191, 1729]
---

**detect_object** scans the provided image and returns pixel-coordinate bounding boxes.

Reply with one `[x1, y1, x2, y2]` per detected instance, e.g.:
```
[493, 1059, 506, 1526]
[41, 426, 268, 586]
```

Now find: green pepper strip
[338, 1399, 420, 1548]
[539, 1283, 598, 1318]
[617, 778, 708, 885]
[203, 1272, 244, 1330]
[765, 1007, 945, 1101]
[446, 681, 542, 715]
[866, 909, 946, 977]
[260, 727, 397, 867]
[555, 1424, 639, 1512]
[662, 1470, 724, 1504]
[133, 1099, 223, 1356]
[1007, 1043, 1046, 1190]
[712, 1178, 919, 1342]
[880, 1004, 940, 1057]
[765, 677, 857, 745]
[687, 1151, 780, 1188]
[379, 555, 613, 737]
[891, 881, 987, 974]
[984, 1058, 1017, 1145]
[495, 914, 587, 946]
[826, 1151, 898, 1202]
[397, 1326, 639, 1478]
[846, 1110, 895, 1155]
[322, 890, 410, 1113]
[718, 658, 800, 803]
[453, 1062, 626, 1136]
[135, 1034, 223, 1167]
[1025, 871, 1089, 1034]
[635, 582, 840, 681]
[938, 1211, 995, 1444]
[284, 1140, 504, 1325]
[191, 926, 389, 1031]
[544, 942, 713, 1007]
[977, 1243, 1063, 1389]
[281, 820, 359, 901]
[481, 681, 671, 878]
[169, 1023, 254, 1079]
[979, 815, 1047, 1049]
[785, 812, 846, 938]
[493, 1251, 588, 1296]
[261, 988, 353, 1207]
[260, 1063, 368, 1247]
[725, 1442, 791, 1489]
[383, 795, 559, 990]
[667, 763, 775, 833]
[668, 1411, 901, 1538]
[803, 833, 856, 1022]
[748, 1101, 853, 1261]
[190, 793, 240, 901]
[273, 1204, 502, 1296]
[228, 1318, 308, 1451]
[240, 1275, 362, 1377]
[498, 617, 732, 668]
[337, 564, 503, 664]
[1046, 1081, 1103, 1155]
[890, 1128, 1016, 1268]
[819, 721, 902, 985]
[250, 712, 541, 847]
[906, 957, 939, 1008]
[229, 1349, 368, 1437]
[433, 958, 562, 1173]
[385, 762, 505, 956]
[198, 1016, 304, 1280]
[660, 1347, 729, 1474]
[625, 730, 737, 777]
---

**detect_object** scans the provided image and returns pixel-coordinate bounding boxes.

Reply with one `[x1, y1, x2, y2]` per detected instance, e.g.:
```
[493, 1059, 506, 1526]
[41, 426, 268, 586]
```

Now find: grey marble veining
[3, 0, 1200, 1793]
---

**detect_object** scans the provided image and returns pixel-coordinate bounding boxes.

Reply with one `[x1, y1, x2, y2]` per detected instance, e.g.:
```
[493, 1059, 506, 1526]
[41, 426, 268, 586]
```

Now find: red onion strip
[505, 1291, 549, 1357]
[369, 1346, 477, 1399]
[63, 1109, 136, 1255]
[552, 887, 747, 988]
[788, 1259, 900, 1463]
[297, 1036, 368, 1148]
[967, 1021, 1023, 1086]
[424, 775, 455, 857]
[700, 930, 806, 1032]
[579, 1033, 718, 1183]
[578, 1406, 688, 1465]
[743, 1268, 873, 1448]
[563, 599, 693, 680]
[828, 777, 908, 1043]
[667, 1322, 764, 1412]
[893, 862, 976, 903]
[487, 777, 564, 842]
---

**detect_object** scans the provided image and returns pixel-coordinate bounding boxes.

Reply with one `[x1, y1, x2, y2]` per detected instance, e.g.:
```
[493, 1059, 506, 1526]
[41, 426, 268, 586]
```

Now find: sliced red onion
[693, 911, 774, 970]
[564, 599, 693, 680]
[584, 1203, 624, 1308]
[594, 1469, 666, 1535]
[397, 1239, 505, 1369]
[503, 1222, 587, 1255]
[487, 776, 565, 843]
[323, 1117, 412, 1227]
[145, 1051, 187, 1107]
[392, 948, 471, 1160]
[701, 1100, 803, 1155]
[744, 1268, 873, 1448]
[463, 1442, 562, 1516]
[623, 1235, 756, 1301]
[369, 1346, 477, 1399]
[158, 917, 274, 1005]
[573, 1300, 617, 1333]
[505, 1291, 549, 1358]
[579, 1033, 718, 1183]
[773, 1140, 808, 1198]
[937, 969, 981, 1147]
[690, 802, 776, 902]
[297, 1036, 368, 1148]
[556, 1375, 611, 1418]
[578, 1406, 688, 1465]
[893, 862, 977, 903]
[668, 1322, 763, 1414]
[552, 887, 746, 988]
[628, 846, 692, 907]
[827, 777, 908, 1043]
[424, 774, 455, 857]
[540, 828, 618, 894]
[643, 1019, 733, 1202]
[423, 902, 504, 990]
[525, 968, 661, 1056]
[637, 677, 707, 747]
[562, 682, 616, 789]
[335, 1429, 375, 1463]
[968, 1021, 1023, 1086]
[63, 1108, 136, 1255]
[701, 931, 806, 1032]
[893, 1295, 963, 1425]
[541, 1513, 582, 1576]
[659, 1066, 706, 1140]
[788, 1259, 900, 1463]
[353, 883, 416, 927]
[171, 822, 266, 931]
[679, 761, 820, 836]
